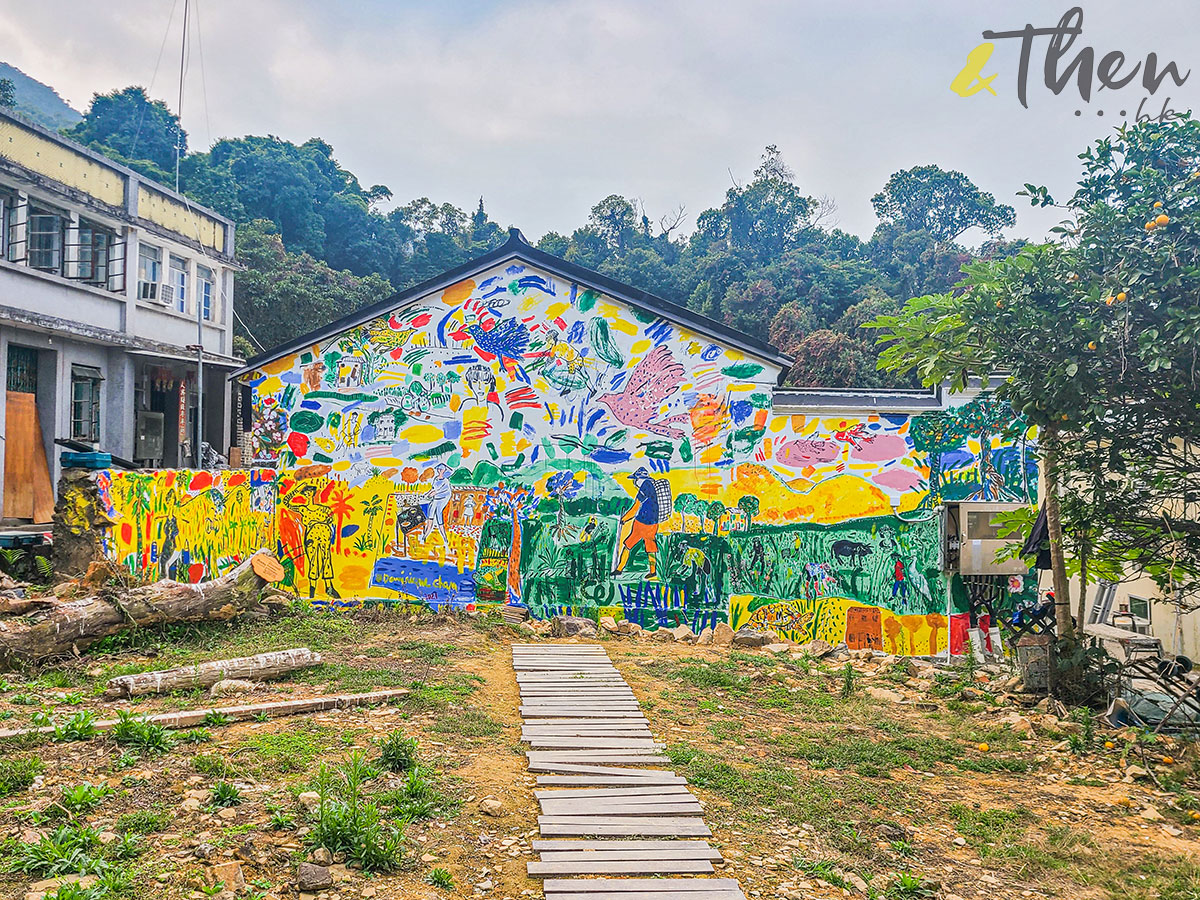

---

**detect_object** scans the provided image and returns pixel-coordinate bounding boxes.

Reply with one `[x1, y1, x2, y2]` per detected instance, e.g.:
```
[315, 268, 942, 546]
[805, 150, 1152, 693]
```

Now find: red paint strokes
[226, 472, 247, 488]
[188, 563, 205, 583]
[504, 386, 541, 410]
[319, 481, 336, 503]
[189, 472, 214, 492]
[120, 522, 133, 544]
[287, 431, 309, 457]
[553, 316, 567, 330]
[410, 312, 433, 327]
[389, 347, 404, 360]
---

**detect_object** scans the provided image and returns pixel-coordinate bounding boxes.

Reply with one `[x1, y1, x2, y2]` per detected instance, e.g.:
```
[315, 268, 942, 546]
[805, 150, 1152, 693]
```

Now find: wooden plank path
[513, 644, 746, 900]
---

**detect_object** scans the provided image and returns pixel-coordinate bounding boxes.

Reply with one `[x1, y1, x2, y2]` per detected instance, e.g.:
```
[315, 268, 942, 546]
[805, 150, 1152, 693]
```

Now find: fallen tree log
[104, 647, 322, 698]
[0, 550, 280, 666]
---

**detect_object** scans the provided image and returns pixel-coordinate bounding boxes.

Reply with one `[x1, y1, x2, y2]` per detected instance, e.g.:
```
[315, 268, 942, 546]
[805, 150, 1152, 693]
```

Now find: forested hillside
[58, 86, 1027, 384]
[0, 62, 81, 129]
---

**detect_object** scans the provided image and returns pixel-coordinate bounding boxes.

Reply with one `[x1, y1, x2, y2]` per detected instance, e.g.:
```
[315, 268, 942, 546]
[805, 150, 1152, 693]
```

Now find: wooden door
[3, 391, 55, 522]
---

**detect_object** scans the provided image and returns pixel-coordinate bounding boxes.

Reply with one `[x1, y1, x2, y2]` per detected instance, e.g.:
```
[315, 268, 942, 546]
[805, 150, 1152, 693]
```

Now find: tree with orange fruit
[871, 116, 1200, 673]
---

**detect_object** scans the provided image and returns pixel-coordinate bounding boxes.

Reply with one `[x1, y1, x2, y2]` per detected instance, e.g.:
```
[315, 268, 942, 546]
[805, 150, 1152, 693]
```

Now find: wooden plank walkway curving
[513, 644, 746, 900]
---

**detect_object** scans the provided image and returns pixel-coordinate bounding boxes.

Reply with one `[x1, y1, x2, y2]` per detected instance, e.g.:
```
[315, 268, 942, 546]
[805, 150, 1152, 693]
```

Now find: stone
[713, 622, 735, 646]
[296, 863, 334, 891]
[671, 624, 697, 643]
[1139, 806, 1164, 821]
[216, 806, 238, 820]
[798, 638, 835, 658]
[696, 627, 714, 646]
[209, 861, 245, 893]
[763, 642, 792, 654]
[479, 797, 505, 817]
[210, 679, 255, 697]
[653, 626, 676, 642]
[181, 797, 203, 812]
[731, 627, 773, 648]
[361, 889, 376, 898]
[312, 847, 333, 866]
[550, 615, 598, 638]
[298, 791, 321, 811]
[867, 687, 905, 703]
[420, 853, 439, 863]
[952, 837, 967, 847]
[598, 615, 619, 633]
[30, 875, 97, 893]
[98, 831, 119, 845]
[475, 879, 494, 892]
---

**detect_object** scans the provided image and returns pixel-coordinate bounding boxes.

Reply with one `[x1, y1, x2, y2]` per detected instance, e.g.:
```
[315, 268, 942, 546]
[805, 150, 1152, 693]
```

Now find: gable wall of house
[99, 258, 1038, 655]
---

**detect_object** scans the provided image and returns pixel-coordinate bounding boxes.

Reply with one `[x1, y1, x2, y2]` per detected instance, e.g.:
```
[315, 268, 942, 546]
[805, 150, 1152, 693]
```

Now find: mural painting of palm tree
[485, 483, 535, 605]
[545, 471, 584, 540]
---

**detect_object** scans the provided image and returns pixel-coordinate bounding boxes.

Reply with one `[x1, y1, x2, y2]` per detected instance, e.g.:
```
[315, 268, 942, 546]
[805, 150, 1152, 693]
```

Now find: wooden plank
[527, 738, 663, 749]
[535, 785, 694, 799]
[547, 892, 744, 900]
[527, 758, 667, 771]
[526, 763, 679, 777]
[539, 802, 704, 816]
[539, 815, 707, 825]
[540, 795, 700, 809]
[540, 821, 712, 837]
[544, 879, 739, 893]
[533, 839, 714, 851]
[521, 710, 647, 719]
[529, 859, 713, 875]
[537, 775, 688, 786]
[522, 724, 652, 732]
[539, 849, 721, 862]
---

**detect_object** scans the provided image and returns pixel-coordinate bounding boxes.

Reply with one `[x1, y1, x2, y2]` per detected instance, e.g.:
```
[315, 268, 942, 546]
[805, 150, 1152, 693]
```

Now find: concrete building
[0, 109, 240, 523]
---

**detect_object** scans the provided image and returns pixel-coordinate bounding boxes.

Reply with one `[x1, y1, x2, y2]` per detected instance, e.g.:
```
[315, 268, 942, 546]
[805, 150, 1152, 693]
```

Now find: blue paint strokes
[881, 414, 908, 426]
[442, 419, 461, 440]
[530, 446, 539, 464]
[517, 275, 554, 295]
[586, 409, 606, 432]
[591, 447, 631, 464]
[730, 400, 753, 425]
[436, 306, 458, 345]
[480, 284, 509, 300]
[360, 424, 376, 443]
[645, 320, 672, 344]
[444, 355, 477, 366]
[700, 344, 722, 362]
[505, 265, 523, 276]
[300, 400, 321, 410]
[281, 372, 302, 384]
[247, 375, 267, 388]
[568, 283, 578, 306]
[340, 524, 359, 538]
[370, 557, 476, 609]
[479, 276, 501, 290]
[567, 320, 585, 343]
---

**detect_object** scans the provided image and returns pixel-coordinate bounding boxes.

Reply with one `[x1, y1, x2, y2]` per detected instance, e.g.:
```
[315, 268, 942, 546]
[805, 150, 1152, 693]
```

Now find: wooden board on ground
[540, 821, 712, 837]
[547, 892, 745, 900]
[539, 802, 704, 817]
[535, 785, 694, 799]
[544, 878, 740, 893]
[529, 859, 714, 876]
[537, 775, 688, 786]
[538, 849, 721, 862]
[532, 839, 716, 852]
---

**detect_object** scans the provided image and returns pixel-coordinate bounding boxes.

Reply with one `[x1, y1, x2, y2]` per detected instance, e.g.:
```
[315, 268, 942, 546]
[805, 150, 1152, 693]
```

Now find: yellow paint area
[442, 279, 476, 305]
[136, 184, 226, 252]
[0, 117, 126, 207]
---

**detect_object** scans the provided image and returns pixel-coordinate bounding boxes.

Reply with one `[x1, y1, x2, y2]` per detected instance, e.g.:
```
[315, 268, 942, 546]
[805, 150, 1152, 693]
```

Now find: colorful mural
[100, 469, 277, 583]
[223, 256, 1039, 649]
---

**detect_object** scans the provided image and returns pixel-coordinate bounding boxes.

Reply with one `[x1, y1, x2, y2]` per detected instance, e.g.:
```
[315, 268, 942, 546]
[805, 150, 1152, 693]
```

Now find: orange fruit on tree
[1154, 201, 1164, 208]
[1105, 296, 1115, 305]
[1088, 341, 1097, 350]
[1116, 292, 1126, 301]
[1146, 221, 1156, 231]
[1156, 214, 1170, 226]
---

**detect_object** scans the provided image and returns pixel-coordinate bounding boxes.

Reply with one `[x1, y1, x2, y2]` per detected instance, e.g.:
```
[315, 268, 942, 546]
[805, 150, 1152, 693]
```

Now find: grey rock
[731, 627, 773, 648]
[550, 615, 598, 638]
[295, 862, 333, 891]
[713, 622, 735, 646]
[799, 639, 835, 658]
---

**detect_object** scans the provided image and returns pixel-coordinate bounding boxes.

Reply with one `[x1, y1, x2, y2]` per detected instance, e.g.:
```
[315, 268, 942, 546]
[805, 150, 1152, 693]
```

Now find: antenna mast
[175, 0, 189, 192]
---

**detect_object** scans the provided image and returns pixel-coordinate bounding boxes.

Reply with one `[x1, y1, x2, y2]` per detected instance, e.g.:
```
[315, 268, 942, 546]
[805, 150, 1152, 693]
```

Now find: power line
[129, 0, 179, 163]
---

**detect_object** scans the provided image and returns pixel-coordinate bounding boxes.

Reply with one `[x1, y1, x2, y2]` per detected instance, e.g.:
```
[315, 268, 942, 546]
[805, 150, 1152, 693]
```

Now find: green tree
[706, 500, 726, 535]
[873, 117, 1200, 643]
[736, 495, 759, 529]
[908, 412, 966, 506]
[674, 492, 699, 532]
[870, 164, 1016, 243]
[0, 79, 15, 108]
[65, 86, 184, 181]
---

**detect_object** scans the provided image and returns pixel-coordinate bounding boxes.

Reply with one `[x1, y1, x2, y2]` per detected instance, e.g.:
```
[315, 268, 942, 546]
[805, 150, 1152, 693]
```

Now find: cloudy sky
[2, 1, 1197, 244]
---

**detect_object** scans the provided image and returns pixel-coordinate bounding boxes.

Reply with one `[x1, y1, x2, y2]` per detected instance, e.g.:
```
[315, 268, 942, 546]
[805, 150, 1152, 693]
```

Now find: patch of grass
[53, 783, 112, 817]
[394, 640, 456, 664]
[432, 708, 504, 738]
[237, 721, 335, 774]
[378, 732, 420, 773]
[53, 710, 98, 742]
[0, 754, 44, 796]
[793, 857, 851, 890]
[840, 662, 857, 698]
[201, 711, 232, 728]
[268, 808, 295, 830]
[400, 674, 484, 711]
[177, 728, 213, 744]
[110, 711, 173, 753]
[108, 832, 144, 860]
[193, 753, 237, 778]
[887, 872, 938, 899]
[14, 823, 106, 877]
[116, 808, 169, 834]
[308, 750, 405, 872]
[210, 781, 242, 807]
[426, 867, 454, 889]
[379, 767, 457, 821]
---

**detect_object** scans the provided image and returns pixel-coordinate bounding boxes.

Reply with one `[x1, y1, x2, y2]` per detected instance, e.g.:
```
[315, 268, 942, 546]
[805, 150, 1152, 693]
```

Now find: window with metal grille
[198, 265, 215, 320]
[170, 255, 188, 313]
[138, 243, 162, 300]
[27, 210, 63, 272]
[70, 366, 103, 442]
[6, 346, 38, 393]
[75, 220, 113, 286]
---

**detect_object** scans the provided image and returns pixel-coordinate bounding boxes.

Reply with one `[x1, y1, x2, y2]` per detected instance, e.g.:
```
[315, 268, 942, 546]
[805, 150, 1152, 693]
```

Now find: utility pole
[175, 0, 189, 193]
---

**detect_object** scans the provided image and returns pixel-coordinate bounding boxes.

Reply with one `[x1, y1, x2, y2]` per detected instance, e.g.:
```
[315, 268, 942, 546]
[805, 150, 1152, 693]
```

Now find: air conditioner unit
[159, 283, 175, 306]
[943, 502, 1031, 575]
[137, 280, 158, 300]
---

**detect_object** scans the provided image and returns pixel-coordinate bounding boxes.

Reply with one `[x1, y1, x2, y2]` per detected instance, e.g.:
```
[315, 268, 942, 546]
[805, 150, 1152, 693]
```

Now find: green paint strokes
[577, 289, 599, 312]
[509, 412, 524, 430]
[631, 308, 655, 324]
[680, 439, 693, 463]
[750, 392, 773, 409]
[642, 440, 674, 460]
[722, 362, 764, 379]
[313, 452, 333, 464]
[588, 317, 624, 368]
[289, 411, 325, 434]
[303, 391, 377, 403]
[412, 441, 456, 461]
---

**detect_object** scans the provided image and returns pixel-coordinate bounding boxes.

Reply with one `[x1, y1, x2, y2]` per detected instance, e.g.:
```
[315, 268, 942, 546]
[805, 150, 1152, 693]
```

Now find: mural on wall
[226, 257, 1039, 648]
[100, 469, 277, 583]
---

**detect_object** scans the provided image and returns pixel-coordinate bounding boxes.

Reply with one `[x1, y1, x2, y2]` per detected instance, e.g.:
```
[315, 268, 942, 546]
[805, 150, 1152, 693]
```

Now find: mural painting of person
[613, 467, 672, 579]
[422, 463, 453, 542]
[891, 554, 909, 607]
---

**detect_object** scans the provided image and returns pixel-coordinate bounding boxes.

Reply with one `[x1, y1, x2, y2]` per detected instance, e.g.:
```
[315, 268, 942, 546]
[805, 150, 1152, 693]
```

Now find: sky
[1, 0, 1198, 245]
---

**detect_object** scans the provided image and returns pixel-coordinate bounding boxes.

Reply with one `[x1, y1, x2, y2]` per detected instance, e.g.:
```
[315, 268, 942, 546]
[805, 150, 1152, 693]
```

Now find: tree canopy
[65, 87, 186, 183]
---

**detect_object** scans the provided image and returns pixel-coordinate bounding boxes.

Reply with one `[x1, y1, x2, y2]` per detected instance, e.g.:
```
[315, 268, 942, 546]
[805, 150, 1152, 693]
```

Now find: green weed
[110, 711, 174, 753]
[426, 867, 454, 889]
[0, 754, 44, 796]
[377, 732, 420, 773]
[210, 781, 242, 807]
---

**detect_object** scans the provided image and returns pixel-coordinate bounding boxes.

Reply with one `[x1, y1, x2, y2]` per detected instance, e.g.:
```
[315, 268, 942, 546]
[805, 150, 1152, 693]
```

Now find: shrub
[110, 711, 174, 753]
[427, 867, 454, 889]
[0, 755, 44, 796]
[308, 751, 404, 872]
[210, 781, 242, 807]
[14, 824, 105, 877]
[53, 711, 98, 742]
[377, 732, 419, 773]
[116, 809, 169, 834]
[55, 783, 112, 817]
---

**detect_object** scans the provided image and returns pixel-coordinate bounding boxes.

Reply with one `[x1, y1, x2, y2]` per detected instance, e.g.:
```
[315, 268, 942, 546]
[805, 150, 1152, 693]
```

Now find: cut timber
[251, 553, 287, 583]
[0, 689, 408, 741]
[0, 550, 278, 665]
[104, 648, 322, 698]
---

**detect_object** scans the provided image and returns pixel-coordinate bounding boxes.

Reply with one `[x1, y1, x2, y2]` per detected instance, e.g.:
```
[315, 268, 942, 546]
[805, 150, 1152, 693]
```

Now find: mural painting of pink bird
[596, 344, 691, 439]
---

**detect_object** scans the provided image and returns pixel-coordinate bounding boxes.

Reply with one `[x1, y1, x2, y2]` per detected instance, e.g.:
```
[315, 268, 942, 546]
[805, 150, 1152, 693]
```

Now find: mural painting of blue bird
[467, 316, 530, 367]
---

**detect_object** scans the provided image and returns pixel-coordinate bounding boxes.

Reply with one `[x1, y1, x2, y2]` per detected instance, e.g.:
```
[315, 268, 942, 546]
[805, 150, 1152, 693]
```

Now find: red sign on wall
[178, 378, 188, 444]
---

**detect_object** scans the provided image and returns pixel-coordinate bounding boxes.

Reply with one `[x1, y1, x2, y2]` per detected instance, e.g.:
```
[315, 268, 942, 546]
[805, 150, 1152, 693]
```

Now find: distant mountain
[0, 62, 82, 130]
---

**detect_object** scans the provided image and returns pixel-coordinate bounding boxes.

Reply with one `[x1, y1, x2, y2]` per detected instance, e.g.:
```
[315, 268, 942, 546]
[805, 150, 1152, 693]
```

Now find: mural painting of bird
[466, 315, 530, 367]
[596, 344, 691, 439]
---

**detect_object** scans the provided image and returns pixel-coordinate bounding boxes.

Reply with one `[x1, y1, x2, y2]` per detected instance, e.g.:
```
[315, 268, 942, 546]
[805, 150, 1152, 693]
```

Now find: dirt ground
[0, 609, 1197, 900]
